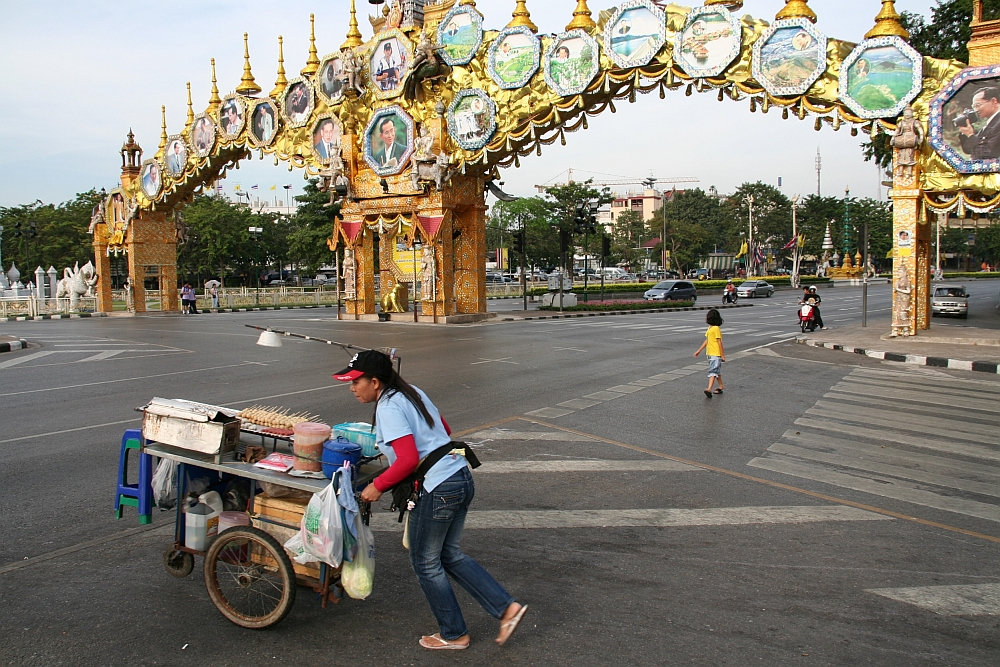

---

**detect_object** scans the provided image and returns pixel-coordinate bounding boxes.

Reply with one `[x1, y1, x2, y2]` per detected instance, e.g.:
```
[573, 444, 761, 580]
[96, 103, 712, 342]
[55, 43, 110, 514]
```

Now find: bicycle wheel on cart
[203, 526, 297, 629]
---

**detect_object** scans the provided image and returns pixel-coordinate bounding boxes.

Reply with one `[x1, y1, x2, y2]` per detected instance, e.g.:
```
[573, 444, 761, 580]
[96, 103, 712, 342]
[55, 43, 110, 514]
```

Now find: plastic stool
[115, 428, 153, 524]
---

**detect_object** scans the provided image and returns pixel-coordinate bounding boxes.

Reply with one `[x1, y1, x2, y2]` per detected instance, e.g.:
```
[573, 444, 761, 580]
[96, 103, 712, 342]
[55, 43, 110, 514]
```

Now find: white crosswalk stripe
[0, 335, 186, 367]
[748, 367, 1000, 523]
[867, 583, 1000, 616]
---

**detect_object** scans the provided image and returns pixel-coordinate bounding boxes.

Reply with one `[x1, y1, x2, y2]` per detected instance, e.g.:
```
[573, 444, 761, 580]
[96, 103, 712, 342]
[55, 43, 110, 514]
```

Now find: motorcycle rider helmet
[808, 286, 817, 293]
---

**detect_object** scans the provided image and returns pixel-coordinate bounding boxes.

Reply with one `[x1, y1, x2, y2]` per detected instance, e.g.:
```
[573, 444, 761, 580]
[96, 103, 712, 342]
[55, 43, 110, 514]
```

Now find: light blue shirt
[374, 385, 466, 492]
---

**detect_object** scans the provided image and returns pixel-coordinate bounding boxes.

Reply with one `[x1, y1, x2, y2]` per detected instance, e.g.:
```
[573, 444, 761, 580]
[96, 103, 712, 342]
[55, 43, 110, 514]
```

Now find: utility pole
[815, 148, 822, 196]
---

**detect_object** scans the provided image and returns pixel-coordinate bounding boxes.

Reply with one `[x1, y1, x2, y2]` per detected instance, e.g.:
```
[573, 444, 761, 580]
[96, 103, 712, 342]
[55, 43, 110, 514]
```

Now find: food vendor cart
[137, 397, 381, 629]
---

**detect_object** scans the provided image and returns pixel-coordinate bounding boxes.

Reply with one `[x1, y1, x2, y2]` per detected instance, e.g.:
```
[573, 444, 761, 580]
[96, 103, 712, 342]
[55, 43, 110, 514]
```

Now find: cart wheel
[163, 548, 195, 578]
[203, 526, 296, 629]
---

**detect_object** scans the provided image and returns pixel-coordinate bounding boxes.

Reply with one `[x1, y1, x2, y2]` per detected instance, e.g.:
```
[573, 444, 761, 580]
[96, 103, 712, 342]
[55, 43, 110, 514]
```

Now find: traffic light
[601, 235, 611, 258]
[559, 228, 570, 253]
[511, 229, 525, 255]
[572, 205, 586, 234]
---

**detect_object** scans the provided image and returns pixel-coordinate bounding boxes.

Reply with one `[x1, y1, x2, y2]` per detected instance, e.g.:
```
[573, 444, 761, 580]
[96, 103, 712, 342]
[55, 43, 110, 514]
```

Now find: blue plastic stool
[115, 428, 153, 524]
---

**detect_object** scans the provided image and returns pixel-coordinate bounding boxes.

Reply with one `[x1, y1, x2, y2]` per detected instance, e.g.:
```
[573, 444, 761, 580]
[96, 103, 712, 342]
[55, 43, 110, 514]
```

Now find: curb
[0, 339, 28, 353]
[500, 303, 747, 321]
[0, 312, 108, 323]
[795, 337, 1000, 375]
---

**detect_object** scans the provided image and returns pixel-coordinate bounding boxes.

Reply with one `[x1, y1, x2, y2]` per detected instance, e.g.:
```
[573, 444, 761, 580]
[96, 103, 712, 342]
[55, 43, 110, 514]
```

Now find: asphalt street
[1, 283, 998, 665]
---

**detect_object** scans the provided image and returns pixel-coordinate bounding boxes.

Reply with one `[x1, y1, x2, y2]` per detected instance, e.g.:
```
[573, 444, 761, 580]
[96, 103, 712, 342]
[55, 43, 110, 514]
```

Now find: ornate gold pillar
[890, 128, 924, 336]
[346, 229, 376, 316]
[93, 225, 113, 312]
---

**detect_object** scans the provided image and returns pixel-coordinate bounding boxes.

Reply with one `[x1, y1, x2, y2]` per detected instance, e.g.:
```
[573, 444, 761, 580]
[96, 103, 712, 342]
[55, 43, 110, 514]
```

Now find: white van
[600, 267, 629, 281]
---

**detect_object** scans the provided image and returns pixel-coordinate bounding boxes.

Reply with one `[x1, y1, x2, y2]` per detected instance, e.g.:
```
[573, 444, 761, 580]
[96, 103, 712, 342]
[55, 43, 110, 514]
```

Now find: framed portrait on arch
[363, 105, 414, 176]
[929, 64, 1000, 174]
[248, 100, 278, 147]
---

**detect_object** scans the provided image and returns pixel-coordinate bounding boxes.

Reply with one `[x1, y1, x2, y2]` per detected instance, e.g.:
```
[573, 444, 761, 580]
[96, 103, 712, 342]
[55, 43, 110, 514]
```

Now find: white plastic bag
[284, 478, 343, 567]
[151, 458, 177, 509]
[341, 515, 375, 599]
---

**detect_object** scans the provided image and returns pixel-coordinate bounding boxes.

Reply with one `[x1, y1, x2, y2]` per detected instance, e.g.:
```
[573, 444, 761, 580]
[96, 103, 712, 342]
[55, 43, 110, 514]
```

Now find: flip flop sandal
[703, 390, 713, 398]
[496, 604, 528, 646]
[419, 634, 469, 650]
[714, 389, 724, 394]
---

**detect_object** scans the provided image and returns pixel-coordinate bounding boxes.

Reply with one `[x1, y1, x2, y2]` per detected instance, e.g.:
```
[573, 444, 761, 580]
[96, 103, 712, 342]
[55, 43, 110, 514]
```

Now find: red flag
[782, 235, 798, 250]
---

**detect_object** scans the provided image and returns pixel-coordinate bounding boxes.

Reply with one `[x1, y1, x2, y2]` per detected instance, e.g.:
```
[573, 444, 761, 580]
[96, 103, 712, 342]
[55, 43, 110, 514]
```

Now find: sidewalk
[796, 319, 1000, 375]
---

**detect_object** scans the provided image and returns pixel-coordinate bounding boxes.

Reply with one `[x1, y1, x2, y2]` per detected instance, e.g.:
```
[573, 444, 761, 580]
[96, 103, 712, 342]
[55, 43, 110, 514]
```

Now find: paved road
[1, 284, 998, 664]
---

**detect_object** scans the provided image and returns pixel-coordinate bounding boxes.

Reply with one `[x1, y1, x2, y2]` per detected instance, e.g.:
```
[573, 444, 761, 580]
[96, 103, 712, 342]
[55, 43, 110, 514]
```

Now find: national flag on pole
[753, 246, 765, 265]
[270, 184, 277, 191]
[734, 240, 748, 258]
[797, 234, 806, 248]
[251, 184, 259, 190]
[234, 184, 242, 191]
[782, 235, 798, 250]
[215, 184, 223, 192]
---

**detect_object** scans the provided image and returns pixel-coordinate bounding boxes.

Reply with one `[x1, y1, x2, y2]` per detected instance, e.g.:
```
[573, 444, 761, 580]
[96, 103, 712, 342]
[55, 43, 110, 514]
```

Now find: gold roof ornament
[775, 0, 817, 23]
[864, 0, 910, 39]
[209, 58, 222, 112]
[342, 0, 364, 50]
[459, 0, 477, 6]
[159, 106, 168, 152]
[704, 0, 744, 8]
[271, 36, 289, 99]
[566, 0, 596, 33]
[185, 82, 194, 128]
[301, 14, 321, 77]
[507, 0, 538, 33]
[236, 33, 262, 95]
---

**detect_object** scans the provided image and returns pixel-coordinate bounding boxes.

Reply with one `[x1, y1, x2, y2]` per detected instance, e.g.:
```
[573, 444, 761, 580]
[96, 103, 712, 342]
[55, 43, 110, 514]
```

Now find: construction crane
[535, 169, 698, 193]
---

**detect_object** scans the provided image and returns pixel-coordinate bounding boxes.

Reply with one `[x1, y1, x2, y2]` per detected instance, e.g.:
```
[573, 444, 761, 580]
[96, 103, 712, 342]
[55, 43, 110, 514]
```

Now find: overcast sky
[0, 0, 936, 208]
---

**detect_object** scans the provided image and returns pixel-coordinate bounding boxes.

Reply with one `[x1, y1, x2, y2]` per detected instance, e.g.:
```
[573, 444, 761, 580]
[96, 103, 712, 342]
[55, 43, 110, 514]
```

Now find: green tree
[488, 196, 553, 272]
[611, 209, 646, 271]
[177, 195, 256, 286]
[1, 191, 99, 276]
[288, 179, 340, 278]
[649, 188, 721, 274]
[974, 223, 1000, 268]
[723, 183, 791, 272]
[541, 179, 613, 272]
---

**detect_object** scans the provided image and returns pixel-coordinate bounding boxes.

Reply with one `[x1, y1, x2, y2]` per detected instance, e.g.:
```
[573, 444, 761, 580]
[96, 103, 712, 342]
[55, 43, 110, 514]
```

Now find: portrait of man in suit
[958, 84, 1000, 161]
[166, 140, 187, 174]
[371, 115, 407, 168]
[313, 118, 341, 161]
[141, 162, 161, 198]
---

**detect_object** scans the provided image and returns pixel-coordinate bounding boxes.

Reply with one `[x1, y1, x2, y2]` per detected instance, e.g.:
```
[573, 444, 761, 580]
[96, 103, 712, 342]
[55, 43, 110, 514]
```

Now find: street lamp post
[790, 195, 801, 289]
[248, 226, 262, 307]
[744, 194, 755, 278]
[842, 186, 851, 260]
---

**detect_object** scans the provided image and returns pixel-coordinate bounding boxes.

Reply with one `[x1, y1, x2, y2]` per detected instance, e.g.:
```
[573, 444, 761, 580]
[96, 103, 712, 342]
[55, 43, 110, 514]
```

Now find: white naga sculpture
[56, 261, 99, 309]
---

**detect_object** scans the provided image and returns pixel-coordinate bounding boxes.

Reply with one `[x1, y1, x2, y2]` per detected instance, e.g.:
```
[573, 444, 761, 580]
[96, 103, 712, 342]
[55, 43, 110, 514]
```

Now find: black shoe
[704, 390, 712, 398]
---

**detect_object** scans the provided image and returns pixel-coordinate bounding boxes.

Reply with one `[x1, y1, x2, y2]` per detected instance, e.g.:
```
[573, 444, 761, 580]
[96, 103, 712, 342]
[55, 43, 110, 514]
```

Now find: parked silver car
[736, 279, 774, 298]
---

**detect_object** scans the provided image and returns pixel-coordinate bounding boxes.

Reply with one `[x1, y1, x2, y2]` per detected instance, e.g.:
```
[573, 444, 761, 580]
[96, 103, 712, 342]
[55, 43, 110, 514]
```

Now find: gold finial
[159, 105, 168, 152]
[459, 0, 477, 5]
[186, 82, 194, 127]
[704, 0, 743, 8]
[342, 0, 364, 50]
[209, 58, 222, 111]
[566, 0, 596, 32]
[236, 33, 262, 95]
[507, 0, 538, 33]
[301, 13, 321, 77]
[775, 0, 817, 23]
[864, 1, 910, 39]
[270, 36, 288, 99]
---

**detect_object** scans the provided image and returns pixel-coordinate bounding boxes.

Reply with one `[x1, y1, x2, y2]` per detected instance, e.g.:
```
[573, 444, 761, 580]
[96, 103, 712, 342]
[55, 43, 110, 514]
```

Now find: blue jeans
[407, 466, 513, 640]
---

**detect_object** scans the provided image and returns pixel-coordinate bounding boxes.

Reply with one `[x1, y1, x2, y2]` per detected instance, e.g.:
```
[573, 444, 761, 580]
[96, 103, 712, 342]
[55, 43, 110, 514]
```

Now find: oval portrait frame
[369, 28, 414, 100]
[839, 35, 923, 120]
[247, 99, 279, 148]
[317, 51, 347, 104]
[311, 114, 344, 165]
[189, 113, 217, 158]
[603, 0, 667, 70]
[488, 25, 541, 90]
[751, 18, 828, 98]
[437, 4, 484, 67]
[218, 94, 246, 139]
[929, 64, 1000, 174]
[447, 88, 497, 152]
[164, 134, 189, 177]
[543, 29, 600, 97]
[673, 5, 742, 79]
[363, 105, 415, 176]
[281, 78, 315, 128]
[139, 159, 163, 201]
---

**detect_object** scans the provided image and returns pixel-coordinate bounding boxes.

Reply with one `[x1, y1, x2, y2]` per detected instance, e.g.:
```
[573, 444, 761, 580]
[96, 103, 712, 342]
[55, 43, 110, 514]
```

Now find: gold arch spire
[236, 33, 262, 95]
[704, 0, 743, 8]
[507, 0, 538, 33]
[864, 0, 910, 39]
[566, 0, 596, 32]
[185, 83, 194, 128]
[271, 36, 289, 99]
[159, 105, 168, 152]
[209, 58, 222, 112]
[775, 0, 817, 23]
[342, 0, 364, 50]
[301, 14, 321, 77]
[459, 0, 477, 6]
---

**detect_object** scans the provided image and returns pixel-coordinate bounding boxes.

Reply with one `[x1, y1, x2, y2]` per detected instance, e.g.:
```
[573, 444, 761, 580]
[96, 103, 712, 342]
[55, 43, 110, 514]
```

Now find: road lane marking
[867, 583, 1000, 616]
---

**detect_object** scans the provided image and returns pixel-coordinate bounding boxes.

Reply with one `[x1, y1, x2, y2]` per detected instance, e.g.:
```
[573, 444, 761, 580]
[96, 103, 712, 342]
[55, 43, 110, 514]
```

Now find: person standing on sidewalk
[693, 308, 725, 398]
[180, 283, 198, 314]
[340, 350, 528, 650]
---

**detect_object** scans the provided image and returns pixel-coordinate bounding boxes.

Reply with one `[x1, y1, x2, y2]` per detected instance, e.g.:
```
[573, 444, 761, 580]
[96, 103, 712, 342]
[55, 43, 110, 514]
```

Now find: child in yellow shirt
[693, 308, 725, 398]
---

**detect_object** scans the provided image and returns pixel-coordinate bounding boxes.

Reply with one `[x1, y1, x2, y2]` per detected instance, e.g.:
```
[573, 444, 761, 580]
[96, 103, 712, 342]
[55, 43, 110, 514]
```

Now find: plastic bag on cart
[151, 458, 177, 509]
[341, 514, 375, 600]
[284, 476, 343, 567]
